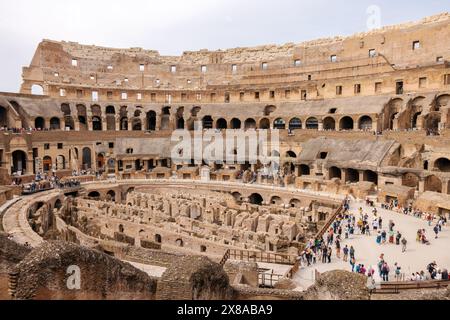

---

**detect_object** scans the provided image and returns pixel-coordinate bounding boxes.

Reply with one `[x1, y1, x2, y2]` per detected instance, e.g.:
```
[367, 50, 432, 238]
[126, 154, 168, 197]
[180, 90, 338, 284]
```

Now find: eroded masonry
[1, 13, 450, 300]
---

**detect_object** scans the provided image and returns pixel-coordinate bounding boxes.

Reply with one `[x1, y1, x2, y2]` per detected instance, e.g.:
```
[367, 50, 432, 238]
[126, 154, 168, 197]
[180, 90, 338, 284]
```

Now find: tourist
[433, 224, 439, 239]
[343, 245, 349, 262]
[335, 238, 341, 259]
[395, 231, 402, 245]
[350, 257, 356, 272]
[394, 263, 402, 281]
[376, 231, 382, 245]
[327, 247, 332, 263]
[381, 230, 387, 244]
[349, 246, 355, 260]
[401, 237, 407, 253]
[381, 262, 390, 282]
[379, 217, 383, 229]
[322, 246, 328, 263]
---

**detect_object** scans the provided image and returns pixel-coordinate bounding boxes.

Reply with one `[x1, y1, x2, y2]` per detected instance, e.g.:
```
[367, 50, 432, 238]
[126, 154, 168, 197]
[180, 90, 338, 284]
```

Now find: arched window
[31, 84, 44, 95]
[306, 117, 318, 130]
[323, 117, 336, 130]
[289, 118, 302, 130]
[35, 117, 45, 130]
[147, 111, 156, 131]
[82, 147, 92, 170]
[244, 118, 257, 129]
[12, 150, 27, 174]
[358, 116, 373, 130]
[216, 118, 227, 129]
[249, 193, 263, 205]
[92, 116, 102, 131]
[230, 118, 241, 129]
[43, 156, 52, 172]
[49, 117, 61, 130]
[273, 118, 286, 130]
[339, 117, 354, 131]
[202, 116, 213, 129]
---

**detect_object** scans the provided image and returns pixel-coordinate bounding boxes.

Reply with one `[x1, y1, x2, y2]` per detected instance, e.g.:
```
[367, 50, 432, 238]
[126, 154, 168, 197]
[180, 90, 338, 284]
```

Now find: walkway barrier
[228, 249, 297, 265]
[219, 249, 231, 266]
[372, 279, 450, 294]
[258, 271, 284, 288]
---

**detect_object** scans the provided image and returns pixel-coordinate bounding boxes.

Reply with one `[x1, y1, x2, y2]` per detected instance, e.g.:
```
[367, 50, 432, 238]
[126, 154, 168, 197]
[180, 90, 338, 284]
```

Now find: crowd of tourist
[297, 196, 449, 284]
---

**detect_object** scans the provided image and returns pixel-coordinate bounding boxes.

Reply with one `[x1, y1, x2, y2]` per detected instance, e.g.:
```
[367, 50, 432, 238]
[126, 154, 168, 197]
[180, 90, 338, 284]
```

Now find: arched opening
[286, 151, 296, 158]
[176, 239, 184, 247]
[232, 192, 242, 203]
[160, 107, 171, 130]
[305, 117, 318, 130]
[0, 106, 8, 128]
[200, 245, 207, 253]
[64, 116, 74, 130]
[346, 168, 359, 183]
[424, 161, 429, 171]
[424, 175, 442, 193]
[97, 153, 105, 169]
[119, 224, 125, 233]
[389, 113, 398, 130]
[434, 158, 450, 172]
[259, 118, 270, 129]
[35, 117, 45, 130]
[339, 116, 354, 131]
[77, 104, 88, 131]
[323, 117, 336, 130]
[289, 118, 302, 131]
[402, 173, 419, 189]
[358, 116, 373, 130]
[177, 117, 185, 129]
[92, 116, 102, 131]
[56, 155, 66, 170]
[107, 190, 116, 201]
[411, 112, 421, 129]
[270, 196, 283, 206]
[299, 164, 310, 176]
[82, 147, 92, 170]
[244, 118, 257, 130]
[230, 118, 241, 129]
[273, 118, 286, 130]
[12, 150, 27, 174]
[120, 117, 128, 131]
[105, 106, 116, 131]
[202, 116, 213, 129]
[54, 199, 62, 210]
[87, 191, 100, 199]
[363, 170, 378, 185]
[155, 234, 162, 244]
[31, 84, 44, 95]
[147, 111, 156, 131]
[49, 117, 60, 130]
[249, 193, 263, 205]
[216, 118, 227, 129]
[329, 166, 342, 180]
[132, 118, 142, 131]
[43, 156, 52, 172]
[289, 199, 302, 208]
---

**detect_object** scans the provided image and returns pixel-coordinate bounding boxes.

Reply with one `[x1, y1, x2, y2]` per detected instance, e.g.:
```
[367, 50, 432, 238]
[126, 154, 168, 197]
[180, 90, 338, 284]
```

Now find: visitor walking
[401, 237, 407, 253]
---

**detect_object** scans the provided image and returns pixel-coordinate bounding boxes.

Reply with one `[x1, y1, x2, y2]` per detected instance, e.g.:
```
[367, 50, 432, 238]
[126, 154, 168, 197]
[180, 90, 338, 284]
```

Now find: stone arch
[12, 150, 27, 174]
[289, 199, 302, 208]
[346, 168, 359, 183]
[289, 118, 302, 131]
[77, 104, 88, 131]
[31, 84, 44, 95]
[88, 191, 100, 198]
[305, 117, 318, 130]
[270, 196, 283, 206]
[358, 115, 373, 130]
[230, 118, 241, 129]
[322, 117, 336, 130]
[35, 117, 45, 130]
[339, 116, 354, 131]
[244, 118, 257, 130]
[0, 106, 8, 128]
[43, 156, 52, 172]
[49, 117, 60, 130]
[329, 166, 342, 180]
[299, 164, 310, 176]
[286, 151, 297, 158]
[434, 158, 450, 172]
[202, 116, 213, 129]
[248, 193, 264, 205]
[259, 118, 270, 129]
[132, 118, 142, 131]
[363, 170, 378, 185]
[384, 98, 403, 130]
[54, 199, 62, 210]
[424, 175, 442, 193]
[91, 105, 102, 117]
[92, 116, 102, 131]
[216, 118, 227, 129]
[146, 111, 156, 131]
[56, 155, 66, 170]
[107, 190, 116, 201]
[82, 147, 92, 170]
[273, 118, 286, 130]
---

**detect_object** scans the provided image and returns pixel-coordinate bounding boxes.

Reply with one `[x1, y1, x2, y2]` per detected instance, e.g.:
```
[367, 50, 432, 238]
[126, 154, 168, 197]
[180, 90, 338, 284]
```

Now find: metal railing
[228, 249, 297, 265]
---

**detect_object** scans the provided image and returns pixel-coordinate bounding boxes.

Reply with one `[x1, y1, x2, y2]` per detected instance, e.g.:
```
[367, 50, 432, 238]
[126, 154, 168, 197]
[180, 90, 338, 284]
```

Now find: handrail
[219, 249, 231, 266]
[372, 279, 450, 294]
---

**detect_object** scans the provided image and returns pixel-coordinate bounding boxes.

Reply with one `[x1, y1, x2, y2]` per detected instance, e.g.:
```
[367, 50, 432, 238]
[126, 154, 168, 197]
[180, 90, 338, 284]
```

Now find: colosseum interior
[1, 12, 450, 301]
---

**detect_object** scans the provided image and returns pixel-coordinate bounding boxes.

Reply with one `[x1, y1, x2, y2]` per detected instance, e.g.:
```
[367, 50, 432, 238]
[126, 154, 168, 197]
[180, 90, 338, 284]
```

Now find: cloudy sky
[0, 0, 448, 92]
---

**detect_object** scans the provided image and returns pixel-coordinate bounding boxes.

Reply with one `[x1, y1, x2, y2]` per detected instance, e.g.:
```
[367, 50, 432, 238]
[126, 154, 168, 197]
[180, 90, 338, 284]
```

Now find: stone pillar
[102, 117, 107, 131]
[418, 179, 425, 193]
[318, 121, 324, 131]
[115, 116, 121, 131]
[442, 179, 449, 195]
